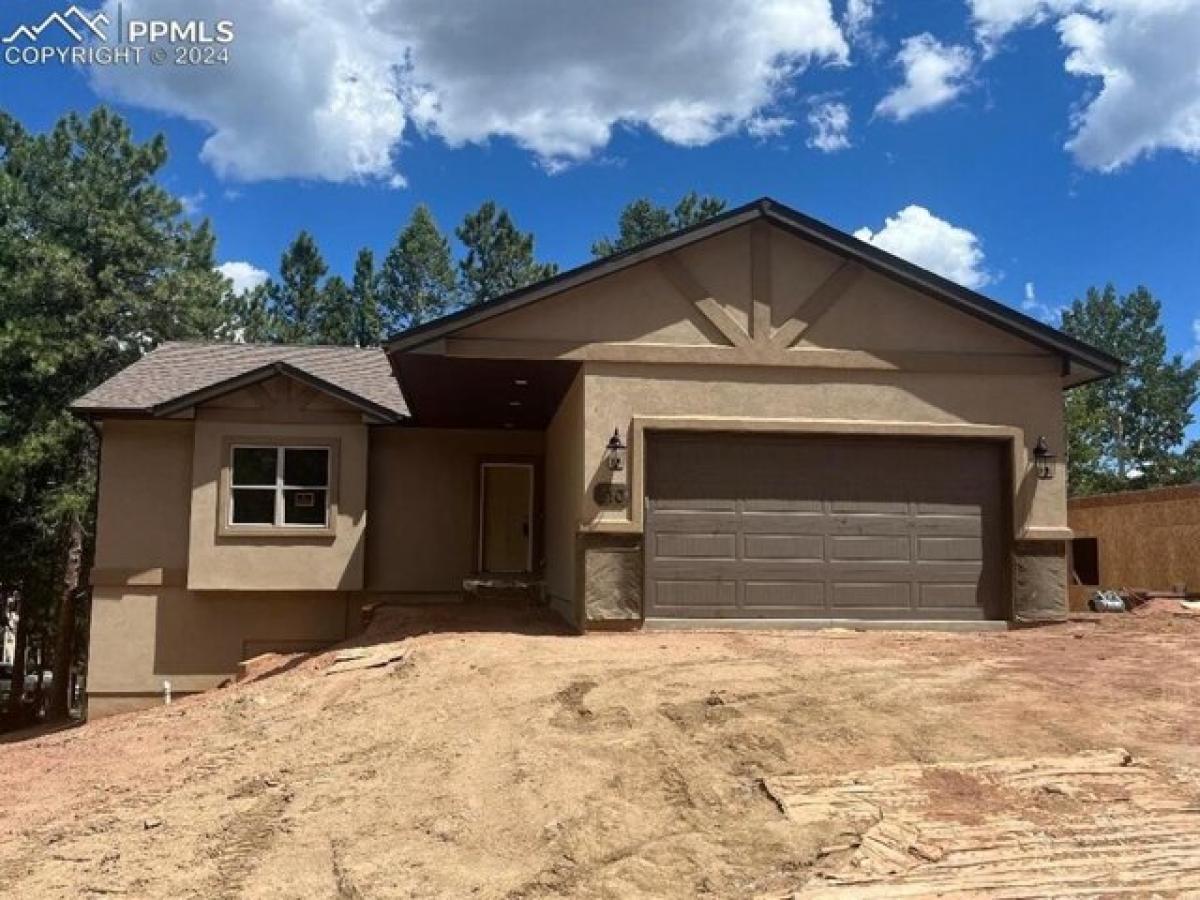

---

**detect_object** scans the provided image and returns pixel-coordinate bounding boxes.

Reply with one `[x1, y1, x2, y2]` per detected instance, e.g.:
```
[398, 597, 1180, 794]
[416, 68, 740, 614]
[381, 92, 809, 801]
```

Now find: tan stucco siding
[544, 371, 584, 621]
[186, 414, 369, 592]
[457, 263, 717, 346]
[87, 587, 354, 698]
[581, 363, 1067, 537]
[365, 427, 544, 595]
[93, 419, 194, 579]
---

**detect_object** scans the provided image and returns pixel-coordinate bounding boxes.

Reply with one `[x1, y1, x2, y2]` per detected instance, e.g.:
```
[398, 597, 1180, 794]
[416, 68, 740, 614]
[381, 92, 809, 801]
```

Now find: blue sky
[1, 0, 1197, 362]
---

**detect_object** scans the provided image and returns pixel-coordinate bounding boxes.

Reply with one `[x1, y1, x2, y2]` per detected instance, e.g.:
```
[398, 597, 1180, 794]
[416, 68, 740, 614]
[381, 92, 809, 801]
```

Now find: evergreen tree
[456, 201, 558, 305]
[350, 248, 383, 346]
[379, 205, 458, 332]
[1061, 284, 1199, 495]
[269, 231, 328, 343]
[315, 275, 356, 345]
[0, 108, 227, 722]
[591, 191, 727, 257]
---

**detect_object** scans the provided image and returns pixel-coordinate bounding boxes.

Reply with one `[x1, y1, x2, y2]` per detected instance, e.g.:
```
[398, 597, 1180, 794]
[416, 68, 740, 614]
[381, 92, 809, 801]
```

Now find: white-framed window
[230, 445, 331, 528]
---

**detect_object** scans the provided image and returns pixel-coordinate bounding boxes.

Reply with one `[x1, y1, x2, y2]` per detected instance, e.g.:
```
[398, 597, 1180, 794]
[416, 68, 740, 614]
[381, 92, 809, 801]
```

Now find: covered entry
[644, 433, 1007, 621]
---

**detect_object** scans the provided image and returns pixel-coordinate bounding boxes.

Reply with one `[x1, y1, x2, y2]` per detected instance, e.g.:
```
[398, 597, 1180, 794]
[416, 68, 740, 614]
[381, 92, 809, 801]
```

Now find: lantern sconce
[1033, 435, 1056, 480]
[604, 428, 627, 472]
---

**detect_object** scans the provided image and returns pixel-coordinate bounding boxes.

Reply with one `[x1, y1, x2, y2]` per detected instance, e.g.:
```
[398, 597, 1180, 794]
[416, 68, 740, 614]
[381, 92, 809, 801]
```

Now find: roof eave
[76, 361, 407, 424]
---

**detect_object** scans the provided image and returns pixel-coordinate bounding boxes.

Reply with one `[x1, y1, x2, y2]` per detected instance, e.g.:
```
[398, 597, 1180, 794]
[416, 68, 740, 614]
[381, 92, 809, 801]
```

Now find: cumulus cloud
[216, 261, 270, 295]
[854, 205, 990, 289]
[91, 0, 849, 182]
[969, 0, 1200, 171]
[875, 33, 974, 121]
[807, 100, 851, 151]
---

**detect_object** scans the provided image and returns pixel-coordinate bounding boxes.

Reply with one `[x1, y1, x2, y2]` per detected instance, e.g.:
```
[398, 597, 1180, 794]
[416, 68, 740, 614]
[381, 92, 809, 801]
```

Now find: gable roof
[386, 197, 1121, 385]
[72, 342, 408, 422]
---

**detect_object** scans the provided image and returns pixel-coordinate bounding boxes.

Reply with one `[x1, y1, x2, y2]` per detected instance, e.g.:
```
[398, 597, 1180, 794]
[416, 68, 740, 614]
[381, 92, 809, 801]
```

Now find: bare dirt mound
[1, 610, 1197, 898]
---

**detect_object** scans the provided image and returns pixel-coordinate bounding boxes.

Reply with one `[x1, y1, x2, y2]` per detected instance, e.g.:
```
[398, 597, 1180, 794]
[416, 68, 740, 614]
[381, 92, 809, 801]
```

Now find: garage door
[645, 433, 1006, 621]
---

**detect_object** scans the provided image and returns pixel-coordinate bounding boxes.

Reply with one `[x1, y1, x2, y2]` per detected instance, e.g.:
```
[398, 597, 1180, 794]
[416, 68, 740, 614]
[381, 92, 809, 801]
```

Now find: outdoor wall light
[604, 429, 627, 472]
[1033, 435, 1056, 480]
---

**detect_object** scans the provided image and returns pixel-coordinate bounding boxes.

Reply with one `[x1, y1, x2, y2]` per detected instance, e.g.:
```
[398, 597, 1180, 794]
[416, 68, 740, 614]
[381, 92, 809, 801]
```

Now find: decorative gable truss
[654, 222, 864, 354]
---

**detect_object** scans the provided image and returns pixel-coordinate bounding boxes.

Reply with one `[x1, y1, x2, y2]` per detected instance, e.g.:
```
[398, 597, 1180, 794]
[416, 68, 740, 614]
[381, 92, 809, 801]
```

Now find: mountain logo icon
[2, 6, 110, 44]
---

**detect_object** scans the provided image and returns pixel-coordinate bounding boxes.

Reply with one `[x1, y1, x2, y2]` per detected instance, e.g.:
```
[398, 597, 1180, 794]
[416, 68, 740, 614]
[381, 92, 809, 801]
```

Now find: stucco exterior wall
[187, 412, 369, 592]
[580, 363, 1066, 535]
[543, 371, 584, 623]
[365, 427, 544, 597]
[89, 380, 374, 716]
[88, 588, 355, 696]
[93, 419, 194, 583]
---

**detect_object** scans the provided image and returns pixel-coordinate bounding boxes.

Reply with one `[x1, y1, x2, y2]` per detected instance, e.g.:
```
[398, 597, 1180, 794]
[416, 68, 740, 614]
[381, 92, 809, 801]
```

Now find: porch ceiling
[392, 354, 580, 429]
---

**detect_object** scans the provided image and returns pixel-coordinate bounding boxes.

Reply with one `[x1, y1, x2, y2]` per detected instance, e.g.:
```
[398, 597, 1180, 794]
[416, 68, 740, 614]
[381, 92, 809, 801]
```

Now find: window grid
[230, 445, 330, 528]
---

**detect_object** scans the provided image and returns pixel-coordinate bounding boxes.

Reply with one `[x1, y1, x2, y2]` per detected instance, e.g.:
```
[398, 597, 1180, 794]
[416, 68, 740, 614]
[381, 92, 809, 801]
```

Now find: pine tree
[351, 248, 383, 347]
[315, 275, 357, 345]
[379, 205, 458, 332]
[269, 231, 328, 343]
[0, 107, 228, 722]
[456, 201, 558, 305]
[1061, 284, 1199, 495]
[591, 191, 727, 257]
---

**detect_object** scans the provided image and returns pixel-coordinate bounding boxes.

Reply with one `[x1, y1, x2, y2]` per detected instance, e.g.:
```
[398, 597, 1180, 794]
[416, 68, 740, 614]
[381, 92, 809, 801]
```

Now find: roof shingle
[72, 342, 408, 420]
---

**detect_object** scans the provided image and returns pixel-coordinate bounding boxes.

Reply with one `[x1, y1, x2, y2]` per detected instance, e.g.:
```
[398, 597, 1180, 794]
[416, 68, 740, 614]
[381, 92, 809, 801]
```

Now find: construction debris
[763, 749, 1200, 897]
[324, 645, 410, 675]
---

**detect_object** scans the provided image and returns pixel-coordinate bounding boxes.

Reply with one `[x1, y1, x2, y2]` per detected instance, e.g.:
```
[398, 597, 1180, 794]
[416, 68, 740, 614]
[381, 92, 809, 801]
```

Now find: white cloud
[844, 0, 877, 39]
[1021, 280, 1065, 323]
[1187, 319, 1200, 363]
[854, 205, 990, 289]
[968, 0, 1067, 51]
[747, 115, 796, 140]
[216, 261, 270, 295]
[807, 100, 852, 151]
[92, 0, 407, 183]
[969, 0, 1200, 171]
[876, 33, 974, 121]
[91, 0, 849, 183]
[179, 190, 206, 216]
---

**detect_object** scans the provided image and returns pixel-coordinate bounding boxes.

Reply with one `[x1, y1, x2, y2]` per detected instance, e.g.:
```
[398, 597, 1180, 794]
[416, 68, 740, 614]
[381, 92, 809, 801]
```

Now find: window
[230, 446, 330, 528]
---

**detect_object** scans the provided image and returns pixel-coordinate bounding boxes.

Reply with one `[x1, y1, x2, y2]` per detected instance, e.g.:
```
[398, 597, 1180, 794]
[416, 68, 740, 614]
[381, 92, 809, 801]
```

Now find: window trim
[217, 437, 340, 538]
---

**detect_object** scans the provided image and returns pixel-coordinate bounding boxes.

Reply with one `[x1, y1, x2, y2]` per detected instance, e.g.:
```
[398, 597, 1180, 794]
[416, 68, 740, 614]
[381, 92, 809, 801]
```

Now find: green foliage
[379, 205, 458, 331]
[1061, 284, 1199, 495]
[0, 108, 228, 714]
[591, 191, 727, 257]
[456, 201, 558, 305]
[315, 275, 356, 345]
[268, 231, 329, 343]
[350, 249, 383, 347]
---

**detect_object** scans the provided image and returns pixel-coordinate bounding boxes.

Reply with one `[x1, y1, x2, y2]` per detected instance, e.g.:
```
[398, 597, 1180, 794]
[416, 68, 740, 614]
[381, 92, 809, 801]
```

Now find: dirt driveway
[1, 609, 1197, 898]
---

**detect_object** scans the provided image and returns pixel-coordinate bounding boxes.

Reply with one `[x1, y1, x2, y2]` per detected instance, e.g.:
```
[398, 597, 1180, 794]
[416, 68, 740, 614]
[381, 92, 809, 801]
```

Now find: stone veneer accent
[581, 534, 643, 623]
[1012, 540, 1068, 623]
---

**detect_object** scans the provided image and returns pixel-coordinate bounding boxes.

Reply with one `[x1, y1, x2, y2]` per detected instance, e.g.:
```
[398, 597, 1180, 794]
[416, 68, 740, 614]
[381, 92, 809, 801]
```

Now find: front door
[480, 464, 533, 573]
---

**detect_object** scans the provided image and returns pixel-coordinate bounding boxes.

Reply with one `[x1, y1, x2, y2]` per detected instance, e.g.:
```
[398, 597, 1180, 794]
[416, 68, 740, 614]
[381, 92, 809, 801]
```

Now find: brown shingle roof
[72, 342, 408, 421]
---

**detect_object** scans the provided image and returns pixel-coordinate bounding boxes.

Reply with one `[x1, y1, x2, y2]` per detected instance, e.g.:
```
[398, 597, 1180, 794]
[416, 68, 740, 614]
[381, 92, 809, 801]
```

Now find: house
[1067, 484, 1200, 609]
[73, 198, 1119, 717]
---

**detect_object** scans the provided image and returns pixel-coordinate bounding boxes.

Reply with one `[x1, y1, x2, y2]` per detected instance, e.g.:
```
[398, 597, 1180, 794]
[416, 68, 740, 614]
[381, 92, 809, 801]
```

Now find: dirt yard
[1, 605, 1198, 898]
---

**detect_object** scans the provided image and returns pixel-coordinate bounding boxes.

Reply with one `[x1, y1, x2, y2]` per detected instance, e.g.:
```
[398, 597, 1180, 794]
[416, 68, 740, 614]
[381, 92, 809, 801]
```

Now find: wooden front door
[480, 464, 533, 573]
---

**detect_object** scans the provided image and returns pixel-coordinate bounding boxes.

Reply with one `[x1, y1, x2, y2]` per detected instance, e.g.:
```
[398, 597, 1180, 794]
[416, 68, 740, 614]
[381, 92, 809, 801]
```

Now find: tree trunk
[49, 518, 83, 720]
[4, 595, 29, 730]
